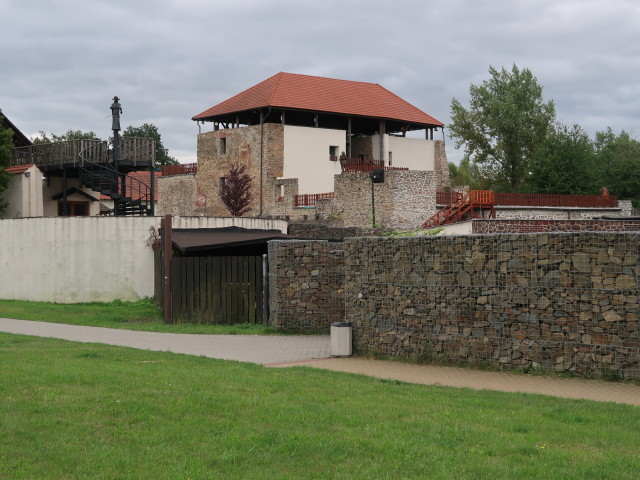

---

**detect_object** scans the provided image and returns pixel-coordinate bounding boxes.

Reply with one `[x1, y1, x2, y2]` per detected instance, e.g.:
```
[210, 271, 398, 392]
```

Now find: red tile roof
[5, 163, 34, 174]
[193, 72, 444, 127]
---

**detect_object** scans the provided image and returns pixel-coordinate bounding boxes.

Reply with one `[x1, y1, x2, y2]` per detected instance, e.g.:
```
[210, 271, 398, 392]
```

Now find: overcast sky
[1, 0, 639, 166]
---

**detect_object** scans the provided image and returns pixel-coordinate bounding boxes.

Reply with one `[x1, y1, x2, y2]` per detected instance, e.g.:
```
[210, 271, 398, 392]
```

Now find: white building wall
[387, 136, 435, 171]
[283, 125, 345, 194]
[1, 165, 44, 218]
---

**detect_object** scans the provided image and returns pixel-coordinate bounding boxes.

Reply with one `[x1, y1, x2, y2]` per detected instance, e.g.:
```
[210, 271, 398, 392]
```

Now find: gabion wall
[268, 240, 344, 331]
[345, 233, 639, 379]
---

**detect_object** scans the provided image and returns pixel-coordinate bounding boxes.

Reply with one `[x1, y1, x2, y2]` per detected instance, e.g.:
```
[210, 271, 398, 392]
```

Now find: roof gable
[193, 72, 443, 127]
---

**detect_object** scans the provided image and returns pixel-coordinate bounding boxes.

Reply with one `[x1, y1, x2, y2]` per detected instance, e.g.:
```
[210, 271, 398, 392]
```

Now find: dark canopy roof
[171, 226, 290, 255]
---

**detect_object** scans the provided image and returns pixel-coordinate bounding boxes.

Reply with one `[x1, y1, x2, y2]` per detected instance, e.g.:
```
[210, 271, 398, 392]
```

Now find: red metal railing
[437, 191, 617, 208]
[343, 158, 409, 173]
[494, 192, 617, 208]
[294, 192, 335, 207]
[161, 163, 198, 176]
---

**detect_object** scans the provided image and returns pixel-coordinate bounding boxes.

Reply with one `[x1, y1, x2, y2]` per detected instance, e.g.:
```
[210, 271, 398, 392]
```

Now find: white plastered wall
[387, 136, 435, 171]
[283, 125, 345, 194]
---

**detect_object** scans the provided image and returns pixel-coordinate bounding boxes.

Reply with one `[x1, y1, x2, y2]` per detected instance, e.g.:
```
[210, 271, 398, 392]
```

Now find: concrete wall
[283, 125, 344, 194]
[0, 216, 288, 303]
[0, 217, 156, 303]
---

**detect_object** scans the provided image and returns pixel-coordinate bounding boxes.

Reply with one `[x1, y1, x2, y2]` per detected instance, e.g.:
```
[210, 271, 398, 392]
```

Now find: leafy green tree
[32, 129, 99, 144]
[528, 123, 598, 195]
[449, 64, 556, 192]
[448, 156, 490, 190]
[123, 123, 178, 166]
[0, 117, 14, 212]
[594, 128, 640, 206]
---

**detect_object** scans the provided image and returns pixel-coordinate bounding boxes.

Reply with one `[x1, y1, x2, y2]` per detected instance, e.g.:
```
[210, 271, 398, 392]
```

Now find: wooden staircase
[79, 158, 152, 216]
[422, 190, 495, 228]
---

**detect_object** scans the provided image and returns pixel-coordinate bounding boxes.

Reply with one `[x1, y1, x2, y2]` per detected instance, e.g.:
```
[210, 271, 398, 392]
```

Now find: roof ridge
[280, 71, 380, 86]
[267, 72, 285, 105]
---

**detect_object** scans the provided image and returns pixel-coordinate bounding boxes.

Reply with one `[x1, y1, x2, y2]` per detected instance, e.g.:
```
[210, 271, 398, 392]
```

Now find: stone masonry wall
[268, 240, 344, 331]
[331, 170, 437, 230]
[195, 124, 284, 217]
[474, 219, 640, 234]
[344, 233, 639, 379]
[156, 174, 198, 216]
[494, 206, 623, 220]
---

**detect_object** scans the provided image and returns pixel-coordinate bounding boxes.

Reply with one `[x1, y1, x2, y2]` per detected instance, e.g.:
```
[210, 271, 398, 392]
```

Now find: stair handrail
[79, 145, 152, 216]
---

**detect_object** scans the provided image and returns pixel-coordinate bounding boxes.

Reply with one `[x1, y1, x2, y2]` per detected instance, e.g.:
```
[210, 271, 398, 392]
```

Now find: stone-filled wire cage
[345, 233, 640, 380]
[268, 240, 345, 332]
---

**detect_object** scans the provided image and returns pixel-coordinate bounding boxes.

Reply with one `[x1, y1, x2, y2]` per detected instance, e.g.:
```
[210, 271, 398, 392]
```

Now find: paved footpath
[1, 318, 639, 406]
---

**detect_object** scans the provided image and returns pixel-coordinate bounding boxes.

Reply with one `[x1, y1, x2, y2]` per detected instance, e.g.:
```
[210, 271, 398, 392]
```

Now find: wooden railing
[11, 137, 156, 168]
[437, 191, 617, 208]
[294, 192, 334, 207]
[162, 162, 198, 176]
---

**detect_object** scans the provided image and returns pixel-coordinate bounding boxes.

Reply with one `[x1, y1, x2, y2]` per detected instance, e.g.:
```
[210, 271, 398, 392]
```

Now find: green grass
[1, 333, 639, 479]
[0, 299, 279, 335]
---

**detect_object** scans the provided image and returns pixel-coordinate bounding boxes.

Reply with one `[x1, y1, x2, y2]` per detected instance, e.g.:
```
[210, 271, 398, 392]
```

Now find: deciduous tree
[0, 118, 14, 212]
[449, 64, 556, 192]
[220, 164, 254, 216]
[594, 128, 640, 206]
[123, 123, 178, 166]
[528, 123, 598, 195]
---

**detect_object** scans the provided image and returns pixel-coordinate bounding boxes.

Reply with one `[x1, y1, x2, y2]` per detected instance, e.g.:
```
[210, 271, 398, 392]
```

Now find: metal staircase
[79, 145, 152, 216]
[422, 190, 495, 228]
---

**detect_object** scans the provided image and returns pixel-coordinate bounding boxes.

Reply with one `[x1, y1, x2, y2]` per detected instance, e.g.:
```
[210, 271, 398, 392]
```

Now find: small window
[329, 146, 339, 161]
[219, 176, 226, 194]
[220, 137, 227, 155]
[388, 151, 393, 167]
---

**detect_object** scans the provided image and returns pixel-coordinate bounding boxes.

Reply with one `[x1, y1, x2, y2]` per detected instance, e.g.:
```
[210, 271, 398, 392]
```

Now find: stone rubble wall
[268, 240, 344, 331]
[345, 233, 639, 379]
[268, 233, 640, 379]
[473, 219, 640, 234]
[156, 174, 198, 216]
[493, 206, 623, 220]
[330, 170, 437, 230]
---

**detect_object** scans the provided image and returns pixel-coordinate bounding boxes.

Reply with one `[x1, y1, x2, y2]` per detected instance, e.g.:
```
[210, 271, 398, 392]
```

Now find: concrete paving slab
[0, 318, 331, 365]
[270, 357, 640, 406]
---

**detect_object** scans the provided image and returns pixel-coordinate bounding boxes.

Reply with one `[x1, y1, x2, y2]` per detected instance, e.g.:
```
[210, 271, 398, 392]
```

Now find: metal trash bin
[331, 322, 352, 356]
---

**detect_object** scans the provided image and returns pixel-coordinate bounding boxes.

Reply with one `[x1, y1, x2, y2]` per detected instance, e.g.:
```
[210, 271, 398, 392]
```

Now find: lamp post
[369, 168, 384, 227]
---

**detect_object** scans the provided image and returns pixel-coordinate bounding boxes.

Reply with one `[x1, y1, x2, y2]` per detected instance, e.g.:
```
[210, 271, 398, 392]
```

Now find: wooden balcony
[10, 137, 156, 171]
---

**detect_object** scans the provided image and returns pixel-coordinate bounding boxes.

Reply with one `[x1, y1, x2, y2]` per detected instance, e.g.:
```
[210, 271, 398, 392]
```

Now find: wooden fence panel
[167, 255, 264, 324]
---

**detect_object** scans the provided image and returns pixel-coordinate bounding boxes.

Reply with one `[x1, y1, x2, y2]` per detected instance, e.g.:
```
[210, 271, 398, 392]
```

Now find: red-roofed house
[160, 73, 450, 228]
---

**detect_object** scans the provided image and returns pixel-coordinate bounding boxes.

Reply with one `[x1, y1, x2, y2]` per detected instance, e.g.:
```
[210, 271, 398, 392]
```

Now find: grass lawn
[0, 299, 279, 334]
[1, 333, 638, 479]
